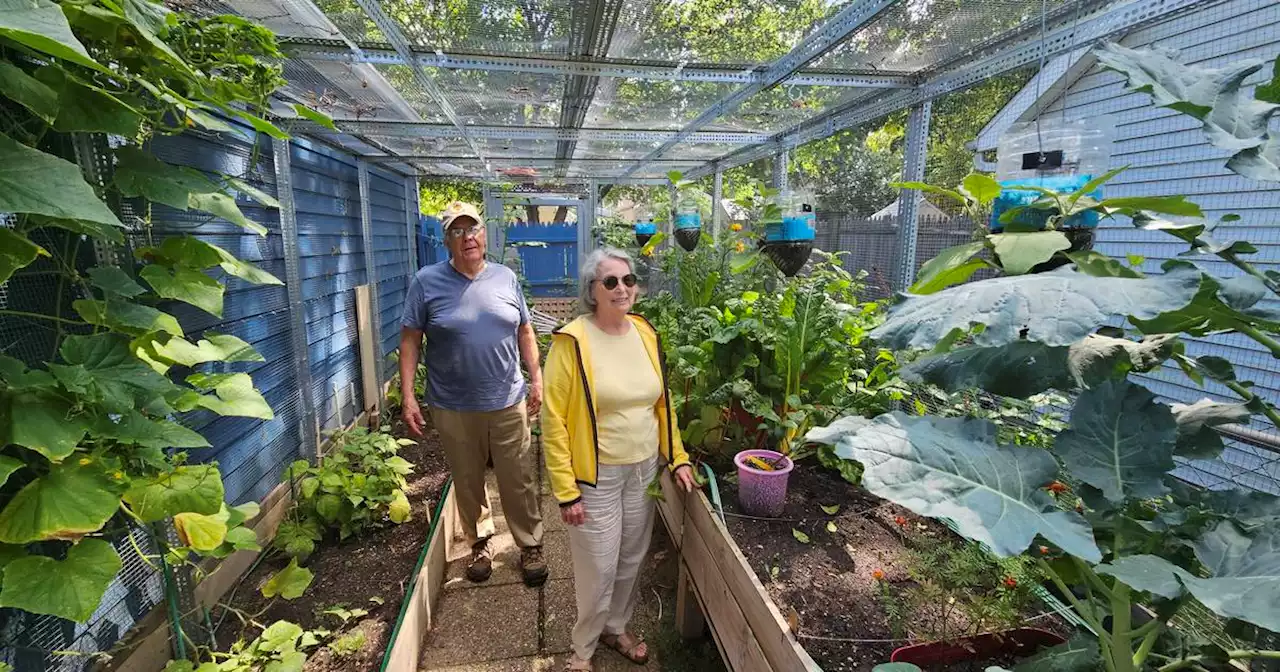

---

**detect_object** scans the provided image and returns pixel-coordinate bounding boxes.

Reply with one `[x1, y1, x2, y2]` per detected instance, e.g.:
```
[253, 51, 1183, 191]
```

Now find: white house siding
[1033, 0, 1280, 492]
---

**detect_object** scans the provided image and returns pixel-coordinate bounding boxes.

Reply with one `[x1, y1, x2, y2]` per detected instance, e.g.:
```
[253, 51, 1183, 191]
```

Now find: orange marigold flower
[894, 515, 907, 527]
[730, 223, 743, 232]
[735, 241, 747, 253]
[872, 569, 886, 581]
[1047, 481, 1068, 494]
[1003, 576, 1018, 588]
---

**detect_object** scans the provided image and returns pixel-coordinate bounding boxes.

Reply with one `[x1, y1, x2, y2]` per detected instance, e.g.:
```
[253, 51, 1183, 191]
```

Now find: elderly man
[400, 201, 546, 586]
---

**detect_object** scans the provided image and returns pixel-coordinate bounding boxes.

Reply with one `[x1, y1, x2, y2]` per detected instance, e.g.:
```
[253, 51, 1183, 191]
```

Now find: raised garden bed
[657, 461, 1076, 672]
[208, 418, 451, 672]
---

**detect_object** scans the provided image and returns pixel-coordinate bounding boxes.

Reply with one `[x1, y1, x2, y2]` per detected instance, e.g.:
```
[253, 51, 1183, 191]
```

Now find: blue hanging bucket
[634, 220, 657, 246]
[674, 211, 702, 251]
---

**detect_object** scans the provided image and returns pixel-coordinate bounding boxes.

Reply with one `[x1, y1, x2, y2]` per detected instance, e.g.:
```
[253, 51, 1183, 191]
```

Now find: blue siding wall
[1040, 0, 1280, 492]
[146, 129, 415, 505]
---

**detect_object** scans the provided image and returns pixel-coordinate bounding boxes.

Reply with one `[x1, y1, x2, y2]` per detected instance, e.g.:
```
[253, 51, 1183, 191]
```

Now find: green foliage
[328, 630, 366, 658]
[419, 179, 483, 217]
[164, 619, 325, 672]
[811, 47, 1280, 672]
[877, 535, 1045, 642]
[0, 0, 316, 623]
[278, 427, 414, 551]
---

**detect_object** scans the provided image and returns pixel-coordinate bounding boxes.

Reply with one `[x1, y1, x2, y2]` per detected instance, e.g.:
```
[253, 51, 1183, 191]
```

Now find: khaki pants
[430, 402, 543, 549]
[566, 457, 657, 660]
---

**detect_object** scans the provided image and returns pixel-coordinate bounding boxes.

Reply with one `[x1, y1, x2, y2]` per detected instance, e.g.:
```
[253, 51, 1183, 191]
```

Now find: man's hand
[561, 501, 586, 526]
[403, 398, 425, 437]
[527, 380, 543, 417]
[674, 465, 699, 493]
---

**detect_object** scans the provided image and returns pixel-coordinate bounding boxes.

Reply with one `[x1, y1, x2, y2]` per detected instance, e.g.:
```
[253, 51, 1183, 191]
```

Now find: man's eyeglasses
[446, 224, 484, 239]
[596, 274, 637, 290]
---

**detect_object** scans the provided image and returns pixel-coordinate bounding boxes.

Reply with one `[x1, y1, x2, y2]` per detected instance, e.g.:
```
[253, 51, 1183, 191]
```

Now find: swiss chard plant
[275, 426, 414, 558]
[814, 46, 1280, 672]
[0, 0, 330, 624]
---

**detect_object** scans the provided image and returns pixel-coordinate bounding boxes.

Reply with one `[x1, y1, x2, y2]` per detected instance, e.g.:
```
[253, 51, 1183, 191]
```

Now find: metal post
[712, 170, 723, 238]
[667, 182, 677, 240]
[482, 184, 500, 260]
[404, 176, 419, 273]
[272, 138, 319, 460]
[895, 101, 932, 292]
[581, 180, 598, 264]
[772, 151, 789, 193]
[357, 162, 384, 400]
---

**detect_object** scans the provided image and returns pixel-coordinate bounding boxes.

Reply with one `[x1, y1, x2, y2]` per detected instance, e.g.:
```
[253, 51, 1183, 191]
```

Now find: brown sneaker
[520, 546, 549, 587]
[466, 537, 493, 583]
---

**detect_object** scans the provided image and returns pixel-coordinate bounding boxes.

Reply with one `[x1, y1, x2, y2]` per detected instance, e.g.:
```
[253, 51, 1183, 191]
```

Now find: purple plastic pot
[735, 449, 794, 517]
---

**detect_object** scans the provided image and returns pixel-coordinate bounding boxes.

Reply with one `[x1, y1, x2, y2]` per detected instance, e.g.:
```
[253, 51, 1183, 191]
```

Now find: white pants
[566, 457, 657, 660]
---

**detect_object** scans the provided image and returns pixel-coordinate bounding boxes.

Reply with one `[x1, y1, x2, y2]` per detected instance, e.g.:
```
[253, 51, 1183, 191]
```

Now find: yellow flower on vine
[734, 241, 746, 253]
[730, 223, 743, 232]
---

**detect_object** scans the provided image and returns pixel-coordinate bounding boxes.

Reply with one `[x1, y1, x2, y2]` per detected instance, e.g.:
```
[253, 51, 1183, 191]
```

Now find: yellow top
[585, 319, 661, 465]
[541, 314, 691, 506]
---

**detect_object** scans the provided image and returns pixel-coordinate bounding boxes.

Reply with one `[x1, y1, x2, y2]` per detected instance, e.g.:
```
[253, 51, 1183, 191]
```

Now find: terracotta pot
[889, 627, 1066, 667]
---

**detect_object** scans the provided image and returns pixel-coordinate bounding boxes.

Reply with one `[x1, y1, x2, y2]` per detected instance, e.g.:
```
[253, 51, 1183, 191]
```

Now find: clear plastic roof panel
[226, 0, 1106, 179]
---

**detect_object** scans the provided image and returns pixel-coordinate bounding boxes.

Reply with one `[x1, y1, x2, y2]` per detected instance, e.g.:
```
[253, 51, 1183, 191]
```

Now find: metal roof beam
[684, 0, 1215, 179]
[557, 0, 624, 177]
[292, 120, 771, 143]
[412, 175, 671, 185]
[365, 156, 702, 164]
[352, 0, 492, 176]
[280, 39, 915, 89]
[617, 0, 901, 180]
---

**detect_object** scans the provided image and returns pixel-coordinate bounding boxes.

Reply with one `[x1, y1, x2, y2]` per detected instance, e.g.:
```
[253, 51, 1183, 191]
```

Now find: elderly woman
[543, 247, 699, 671]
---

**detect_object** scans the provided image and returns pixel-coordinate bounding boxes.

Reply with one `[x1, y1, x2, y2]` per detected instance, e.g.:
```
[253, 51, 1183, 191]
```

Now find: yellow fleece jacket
[542, 313, 691, 507]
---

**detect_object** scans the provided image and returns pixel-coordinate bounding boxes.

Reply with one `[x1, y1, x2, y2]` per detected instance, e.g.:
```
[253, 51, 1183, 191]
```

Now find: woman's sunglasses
[597, 274, 637, 290]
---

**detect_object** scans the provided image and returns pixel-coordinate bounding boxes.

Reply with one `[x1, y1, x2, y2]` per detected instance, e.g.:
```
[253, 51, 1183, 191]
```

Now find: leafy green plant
[876, 536, 1045, 643]
[278, 426, 414, 551]
[812, 47, 1280, 672]
[328, 630, 366, 658]
[0, 0, 331, 623]
[163, 620, 325, 672]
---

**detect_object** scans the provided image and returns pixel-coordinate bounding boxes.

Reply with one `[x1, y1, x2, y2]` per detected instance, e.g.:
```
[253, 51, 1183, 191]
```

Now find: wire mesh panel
[367, 167, 413, 381]
[815, 213, 975, 300]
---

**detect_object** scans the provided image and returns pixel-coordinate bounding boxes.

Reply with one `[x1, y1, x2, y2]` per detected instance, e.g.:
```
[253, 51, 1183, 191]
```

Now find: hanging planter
[673, 210, 702, 251]
[990, 174, 1100, 274]
[762, 193, 816, 276]
[634, 219, 657, 247]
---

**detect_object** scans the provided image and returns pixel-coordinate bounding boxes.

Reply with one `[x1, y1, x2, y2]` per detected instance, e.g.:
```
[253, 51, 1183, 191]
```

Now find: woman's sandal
[564, 655, 593, 671]
[600, 632, 649, 665]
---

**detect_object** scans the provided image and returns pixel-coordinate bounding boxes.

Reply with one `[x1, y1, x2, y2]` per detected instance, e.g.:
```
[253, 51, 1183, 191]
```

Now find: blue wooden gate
[418, 215, 448, 268]
[505, 221, 578, 297]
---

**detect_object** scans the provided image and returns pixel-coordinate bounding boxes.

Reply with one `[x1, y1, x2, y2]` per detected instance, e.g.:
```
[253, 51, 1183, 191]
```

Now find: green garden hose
[700, 463, 727, 527]
[377, 477, 454, 672]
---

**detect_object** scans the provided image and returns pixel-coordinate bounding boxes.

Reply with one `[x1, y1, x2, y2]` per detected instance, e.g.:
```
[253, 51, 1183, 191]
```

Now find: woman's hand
[674, 465, 699, 493]
[561, 501, 586, 526]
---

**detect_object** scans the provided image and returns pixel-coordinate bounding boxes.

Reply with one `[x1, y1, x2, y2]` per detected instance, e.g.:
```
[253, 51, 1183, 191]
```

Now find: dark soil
[719, 459, 1071, 672]
[211, 416, 450, 672]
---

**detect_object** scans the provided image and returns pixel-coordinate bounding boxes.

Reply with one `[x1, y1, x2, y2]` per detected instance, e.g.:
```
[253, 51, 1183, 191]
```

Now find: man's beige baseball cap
[441, 201, 482, 228]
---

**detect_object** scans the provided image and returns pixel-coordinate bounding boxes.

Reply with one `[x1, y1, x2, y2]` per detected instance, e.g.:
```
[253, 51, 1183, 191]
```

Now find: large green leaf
[1170, 399, 1250, 459]
[2, 390, 89, 460]
[0, 61, 57, 122]
[0, 460, 123, 543]
[988, 231, 1071, 275]
[0, 134, 122, 228]
[28, 215, 125, 244]
[58, 333, 180, 413]
[73, 298, 184, 337]
[961, 173, 1002, 205]
[87, 267, 146, 298]
[114, 150, 268, 236]
[92, 410, 209, 449]
[174, 506, 228, 551]
[123, 465, 224, 522]
[262, 558, 313, 600]
[1056, 380, 1177, 503]
[1095, 43, 1278, 152]
[1227, 135, 1280, 183]
[139, 265, 224, 317]
[136, 332, 262, 371]
[1012, 633, 1101, 672]
[871, 265, 1202, 350]
[900, 334, 1177, 398]
[1201, 489, 1280, 530]
[1104, 523, 1280, 632]
[1067, 251, 1144, 278]
[0, 228, 48, 285]
[1258, 57, 1280, 105]
[806, 412, 1100, 562]
[187, 373, 273, 419]
[908, 241, 988, 294]
[224, 177, 280, 209]
[0, 538, 121, 622]
[0, 0, 105, 71]
[0, 457, 24, 490]
[292, 103, 336, 130]
[140, 236, 281, 286]
[1133, 265, 1280, 338]
[34, 67, 141, 136]
[0, 355, 56, 390]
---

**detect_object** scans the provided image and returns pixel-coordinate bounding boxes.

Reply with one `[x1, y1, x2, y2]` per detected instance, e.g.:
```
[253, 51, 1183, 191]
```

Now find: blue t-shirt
[400, 261, 530, 412]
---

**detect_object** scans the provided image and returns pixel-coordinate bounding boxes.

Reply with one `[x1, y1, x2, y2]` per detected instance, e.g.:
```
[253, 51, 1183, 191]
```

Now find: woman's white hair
[578, 247, 636, 313]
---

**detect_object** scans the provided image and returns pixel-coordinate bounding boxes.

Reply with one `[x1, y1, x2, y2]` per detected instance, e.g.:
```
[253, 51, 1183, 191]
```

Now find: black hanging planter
[634, 220, 657, 247]
[673, 211, 702, 251]
[762, 208, 817, 277]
